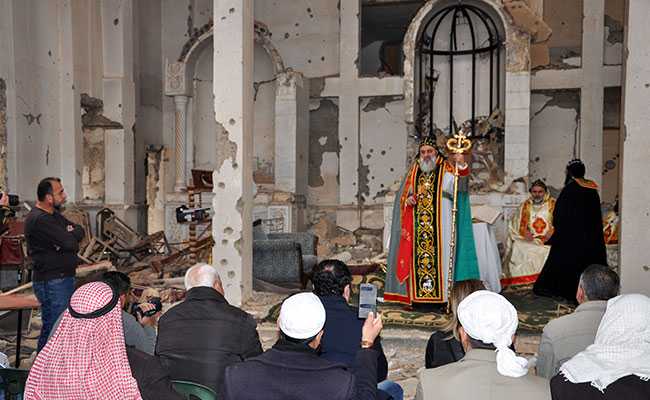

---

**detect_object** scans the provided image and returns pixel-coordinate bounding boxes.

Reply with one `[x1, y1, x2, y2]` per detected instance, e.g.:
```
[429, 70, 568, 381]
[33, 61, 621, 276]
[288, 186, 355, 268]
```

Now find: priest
[533, 159, 607, 302]
[502, 179, 555, 287]
[385, 136, 480, 307]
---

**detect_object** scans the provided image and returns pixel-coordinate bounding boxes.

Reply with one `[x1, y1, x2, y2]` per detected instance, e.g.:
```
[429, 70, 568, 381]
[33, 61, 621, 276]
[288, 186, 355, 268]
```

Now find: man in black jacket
[25, 177, 84, 351]
[223, 292, 382, 400]
[313, 259, 402, 400]
[155, 263, 262, 394]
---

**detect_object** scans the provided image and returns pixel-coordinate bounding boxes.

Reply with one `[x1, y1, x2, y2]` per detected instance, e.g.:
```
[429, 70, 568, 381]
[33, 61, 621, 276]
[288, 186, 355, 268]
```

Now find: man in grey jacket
[49, 271, 159, 354]
[536, 264, 619, 378]
[417, 291, 549, 400]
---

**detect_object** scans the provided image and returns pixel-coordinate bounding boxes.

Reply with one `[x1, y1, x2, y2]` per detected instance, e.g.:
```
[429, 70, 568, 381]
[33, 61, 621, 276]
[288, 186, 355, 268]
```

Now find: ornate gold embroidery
[413, 166, 442, 300]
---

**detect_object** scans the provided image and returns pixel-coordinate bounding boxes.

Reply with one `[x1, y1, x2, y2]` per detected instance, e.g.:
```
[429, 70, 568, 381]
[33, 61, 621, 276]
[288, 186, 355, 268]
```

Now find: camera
[175, 205, 211, 223]
[0, 193, 19, 207]
[130, 297, 163, 318]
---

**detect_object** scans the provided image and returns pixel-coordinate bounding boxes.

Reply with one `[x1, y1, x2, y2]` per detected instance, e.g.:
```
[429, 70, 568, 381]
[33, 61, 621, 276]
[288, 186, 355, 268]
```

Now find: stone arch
[176, 20, 286, 97]
[402, 0, 533, 186]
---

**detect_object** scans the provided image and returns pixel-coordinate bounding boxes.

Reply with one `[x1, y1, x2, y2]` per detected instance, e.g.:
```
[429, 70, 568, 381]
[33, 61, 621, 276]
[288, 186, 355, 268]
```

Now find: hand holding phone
[358, 283, 377, 319]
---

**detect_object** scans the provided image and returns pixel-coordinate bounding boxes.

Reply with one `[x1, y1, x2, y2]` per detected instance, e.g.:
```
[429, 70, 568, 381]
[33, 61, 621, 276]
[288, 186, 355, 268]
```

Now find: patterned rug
[263, 269, 575, 334]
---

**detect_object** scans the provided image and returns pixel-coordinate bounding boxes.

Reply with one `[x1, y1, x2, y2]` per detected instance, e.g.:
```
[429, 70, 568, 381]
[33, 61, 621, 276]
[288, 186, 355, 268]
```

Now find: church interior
[0, 0, 649, 398]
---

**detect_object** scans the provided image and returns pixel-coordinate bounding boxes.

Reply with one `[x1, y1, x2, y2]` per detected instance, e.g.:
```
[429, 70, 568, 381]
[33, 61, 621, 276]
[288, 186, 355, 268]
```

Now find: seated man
[223, 292, 382, 400]
[537, 264, 619, 379]
[312, 259, 402, 400]
[503, 179, 555, 286]
[156, 263, 262, 394]
[49, 271, 160, 355]
[551, 294, 650, 399]
[416, 291, 549, 400]
[25, 281, 182, 400]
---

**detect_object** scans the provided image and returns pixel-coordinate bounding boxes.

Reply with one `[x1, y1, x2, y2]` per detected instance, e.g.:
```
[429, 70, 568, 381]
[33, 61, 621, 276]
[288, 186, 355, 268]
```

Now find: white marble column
[212, 0, 254, 306]
[580, 0, 605, 187]
[619, 0, 650, 295]
[173, 95, 188, 191]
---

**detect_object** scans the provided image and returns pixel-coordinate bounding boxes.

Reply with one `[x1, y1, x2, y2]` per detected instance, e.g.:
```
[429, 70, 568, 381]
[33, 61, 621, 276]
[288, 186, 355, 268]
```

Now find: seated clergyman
[502, 179, 555, 286]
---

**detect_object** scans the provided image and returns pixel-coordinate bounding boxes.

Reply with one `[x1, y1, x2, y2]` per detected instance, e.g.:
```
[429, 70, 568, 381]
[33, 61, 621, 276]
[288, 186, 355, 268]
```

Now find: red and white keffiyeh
[24, 282, 142, 400]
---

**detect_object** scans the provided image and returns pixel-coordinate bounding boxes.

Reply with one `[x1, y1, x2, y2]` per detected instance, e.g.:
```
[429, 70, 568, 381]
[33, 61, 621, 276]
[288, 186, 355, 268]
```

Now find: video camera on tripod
[175, 205, 211, 223]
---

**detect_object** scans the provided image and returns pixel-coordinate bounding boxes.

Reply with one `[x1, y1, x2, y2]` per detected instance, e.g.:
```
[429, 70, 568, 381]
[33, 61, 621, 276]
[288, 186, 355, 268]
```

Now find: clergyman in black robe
[533, 159, 607, 302]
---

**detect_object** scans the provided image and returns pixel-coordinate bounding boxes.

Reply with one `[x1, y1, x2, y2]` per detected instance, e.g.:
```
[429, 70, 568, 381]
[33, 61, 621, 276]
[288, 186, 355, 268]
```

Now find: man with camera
[25, 177, 85, 351]
[49, 271, 160, 354]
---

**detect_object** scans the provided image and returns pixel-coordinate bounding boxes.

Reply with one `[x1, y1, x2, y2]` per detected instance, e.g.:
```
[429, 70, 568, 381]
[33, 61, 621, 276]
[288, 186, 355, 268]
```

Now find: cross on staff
[445, 129, 472, 310]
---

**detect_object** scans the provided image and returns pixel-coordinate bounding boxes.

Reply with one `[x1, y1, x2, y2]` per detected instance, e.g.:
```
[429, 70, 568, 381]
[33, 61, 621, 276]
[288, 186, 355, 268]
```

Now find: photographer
[48, 271, 160, 355]
[103, 271, 159, 355]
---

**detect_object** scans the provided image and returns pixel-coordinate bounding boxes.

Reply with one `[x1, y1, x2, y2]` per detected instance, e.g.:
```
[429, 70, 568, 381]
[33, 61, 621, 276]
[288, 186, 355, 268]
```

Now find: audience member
[313, 259, 402, 400]
[223, 292, 383, 400]
[24, 282, 182, 400]
[416, 290, 549, 400]
[156, 263, 262, 394]
[25, 177, 84, 351]
[551, 294, 650, 400]
[49, 271, 159, 354]
[425, 279, 485, 369]
[537, 264, 619, 378]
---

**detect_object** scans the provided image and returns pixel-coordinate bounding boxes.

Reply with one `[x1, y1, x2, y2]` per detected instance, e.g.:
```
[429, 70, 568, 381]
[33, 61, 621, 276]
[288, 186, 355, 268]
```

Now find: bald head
[184, 263, 223, 294]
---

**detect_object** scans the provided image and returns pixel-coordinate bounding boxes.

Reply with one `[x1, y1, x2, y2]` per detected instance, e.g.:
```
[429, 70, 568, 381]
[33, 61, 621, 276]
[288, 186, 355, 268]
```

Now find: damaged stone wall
[359, 96, 406, 205]
[537, 0, 583, 69]
[529, 89, 581, 193]
[604, 0, 624, 66]
[10, 0, 64, 198]
[252, 43, 276, 183]
[602, 86, 621, 205]
[253, 0, 339, 78]
[307, 98, 339, 206]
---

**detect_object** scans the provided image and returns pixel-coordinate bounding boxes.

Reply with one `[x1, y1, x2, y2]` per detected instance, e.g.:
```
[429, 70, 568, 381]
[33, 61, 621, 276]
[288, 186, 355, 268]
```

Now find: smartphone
[358, 283, 378, 319]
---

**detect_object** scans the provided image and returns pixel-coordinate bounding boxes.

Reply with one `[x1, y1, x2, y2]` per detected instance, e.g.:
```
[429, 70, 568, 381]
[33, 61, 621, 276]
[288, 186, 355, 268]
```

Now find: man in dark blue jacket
[314, 259, 403, 400]
[223, 292, 382, 400]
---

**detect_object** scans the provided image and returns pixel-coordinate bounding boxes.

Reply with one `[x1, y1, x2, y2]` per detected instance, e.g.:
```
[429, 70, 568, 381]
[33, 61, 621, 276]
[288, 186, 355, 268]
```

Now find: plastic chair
[0, 368, 29, 399]
[171, 380, 217, 400]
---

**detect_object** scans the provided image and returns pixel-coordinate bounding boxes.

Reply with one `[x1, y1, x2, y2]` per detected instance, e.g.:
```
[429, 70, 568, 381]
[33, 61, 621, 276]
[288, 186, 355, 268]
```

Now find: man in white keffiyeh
[550, 294, 650, 399]
[416, 290, 549, 400]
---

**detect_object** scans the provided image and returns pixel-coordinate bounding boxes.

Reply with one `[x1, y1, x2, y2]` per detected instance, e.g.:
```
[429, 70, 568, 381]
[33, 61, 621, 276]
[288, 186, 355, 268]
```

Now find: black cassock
[533, 179, 607, 302]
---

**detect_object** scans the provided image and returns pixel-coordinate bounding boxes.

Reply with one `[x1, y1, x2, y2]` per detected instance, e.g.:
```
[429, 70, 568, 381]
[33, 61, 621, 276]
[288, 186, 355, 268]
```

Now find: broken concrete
[503, 0, 552, 43]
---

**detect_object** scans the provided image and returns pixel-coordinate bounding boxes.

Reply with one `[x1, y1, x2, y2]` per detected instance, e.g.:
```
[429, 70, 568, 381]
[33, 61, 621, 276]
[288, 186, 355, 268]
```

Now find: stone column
[580, 0, 605, 187]
[619, 0, 650, 295]
[274, 71, 308, 195]
[338, 0, 361, 206]
[102, 0, 136, 211]
[173, 95, 188, 192]
[58, 0, 82, 202]
[212, 0, 254, 306]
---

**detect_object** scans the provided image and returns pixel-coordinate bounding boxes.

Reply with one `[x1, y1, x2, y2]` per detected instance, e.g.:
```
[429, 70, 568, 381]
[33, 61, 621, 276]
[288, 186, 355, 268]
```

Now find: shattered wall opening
[360, 0, 424, 77]
[529, 89, 581, 194]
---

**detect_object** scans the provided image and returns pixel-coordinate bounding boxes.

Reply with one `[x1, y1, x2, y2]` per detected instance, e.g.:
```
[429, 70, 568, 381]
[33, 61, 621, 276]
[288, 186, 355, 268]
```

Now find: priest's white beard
[419, 158, 435, 174]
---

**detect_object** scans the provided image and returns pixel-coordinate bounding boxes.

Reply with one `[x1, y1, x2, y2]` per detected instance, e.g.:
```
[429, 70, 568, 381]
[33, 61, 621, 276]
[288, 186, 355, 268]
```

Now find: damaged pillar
[619, 0, 650, 295]
[579, 0, 605, 187]
[274, 71, 309, 196]
[212, 0, 254, 306]
[101, 0, 136, 214]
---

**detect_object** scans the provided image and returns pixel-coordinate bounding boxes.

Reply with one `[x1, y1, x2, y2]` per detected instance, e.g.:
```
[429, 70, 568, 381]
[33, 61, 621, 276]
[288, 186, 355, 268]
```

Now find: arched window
[416, 3, 503, 137]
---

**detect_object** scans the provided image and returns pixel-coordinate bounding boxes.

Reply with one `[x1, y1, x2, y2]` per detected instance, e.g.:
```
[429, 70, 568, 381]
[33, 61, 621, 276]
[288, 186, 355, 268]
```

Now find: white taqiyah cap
[278, 292, 326, 339]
